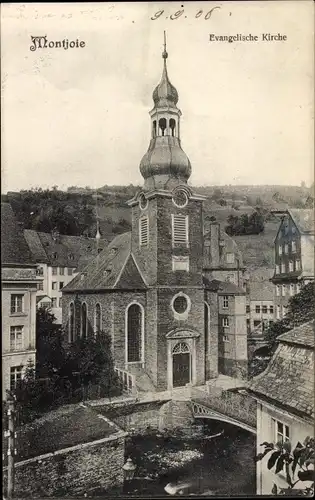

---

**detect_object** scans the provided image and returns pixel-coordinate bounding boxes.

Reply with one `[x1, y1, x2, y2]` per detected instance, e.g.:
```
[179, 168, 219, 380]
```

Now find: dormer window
[69, 253, 74, 260]
[52, 252, 57, 259]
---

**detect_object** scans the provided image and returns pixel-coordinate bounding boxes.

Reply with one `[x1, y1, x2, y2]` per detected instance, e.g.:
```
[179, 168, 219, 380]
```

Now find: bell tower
[128, 34, 207, 390]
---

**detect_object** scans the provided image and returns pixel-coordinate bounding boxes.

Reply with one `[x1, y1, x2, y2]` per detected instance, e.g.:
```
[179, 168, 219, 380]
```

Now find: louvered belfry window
[172, 214, 189, 246]
[139, 216, 149, 246]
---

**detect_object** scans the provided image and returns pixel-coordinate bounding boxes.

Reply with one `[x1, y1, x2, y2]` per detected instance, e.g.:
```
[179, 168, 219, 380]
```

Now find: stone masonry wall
[3, 435, 125, 498]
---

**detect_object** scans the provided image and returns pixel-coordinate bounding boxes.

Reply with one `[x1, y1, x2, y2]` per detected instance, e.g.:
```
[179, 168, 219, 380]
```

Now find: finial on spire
[162, 31, 168, 59]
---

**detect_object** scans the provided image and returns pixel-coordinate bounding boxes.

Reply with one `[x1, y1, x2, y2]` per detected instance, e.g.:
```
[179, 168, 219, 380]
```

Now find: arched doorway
[172, 342, 191, 387]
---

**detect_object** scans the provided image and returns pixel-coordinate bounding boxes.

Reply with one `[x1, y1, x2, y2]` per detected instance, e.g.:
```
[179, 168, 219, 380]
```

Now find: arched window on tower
[169, 118, 176, 137]
[69, 302, 75, 343]
[158, 118, 167, 136]
[81, 302, 87, 339]
[95, 303, 101, 336]
[126, 303, 143, 363]
[152, 120, 157, 138]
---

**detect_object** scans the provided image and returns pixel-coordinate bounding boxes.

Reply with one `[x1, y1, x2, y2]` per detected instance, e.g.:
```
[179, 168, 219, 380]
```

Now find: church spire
[139, 33, 191, 191]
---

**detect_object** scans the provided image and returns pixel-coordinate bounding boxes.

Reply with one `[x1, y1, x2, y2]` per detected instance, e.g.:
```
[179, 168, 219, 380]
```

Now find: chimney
[209, 222, 220, 267]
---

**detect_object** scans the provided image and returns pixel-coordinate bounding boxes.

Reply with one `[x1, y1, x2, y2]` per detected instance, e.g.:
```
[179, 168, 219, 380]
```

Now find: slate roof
[24, 229, 107, 268]
[63, 232, 147, 291]
[15, 404, 120, 462]
[1, 203, 35, 266]
[203, 277, 245, 295]
[289, 209, 314, 234]
[249, 321, 314, 420]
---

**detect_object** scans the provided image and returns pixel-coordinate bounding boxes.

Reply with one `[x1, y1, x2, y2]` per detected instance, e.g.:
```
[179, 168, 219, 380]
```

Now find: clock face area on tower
[172, 189, 188, 208]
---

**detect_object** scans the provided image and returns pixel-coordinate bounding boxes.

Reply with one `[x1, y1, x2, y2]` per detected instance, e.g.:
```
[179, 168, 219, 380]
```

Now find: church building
[62, 38, 248, 392]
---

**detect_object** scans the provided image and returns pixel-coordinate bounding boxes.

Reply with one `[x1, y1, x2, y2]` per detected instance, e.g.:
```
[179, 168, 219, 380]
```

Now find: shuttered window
[172, 214, 189, 246]
[139, 216, 149, 246]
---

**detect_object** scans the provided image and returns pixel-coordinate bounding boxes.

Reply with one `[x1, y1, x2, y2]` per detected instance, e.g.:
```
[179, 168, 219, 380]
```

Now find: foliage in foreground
[256, 436, 314, 496]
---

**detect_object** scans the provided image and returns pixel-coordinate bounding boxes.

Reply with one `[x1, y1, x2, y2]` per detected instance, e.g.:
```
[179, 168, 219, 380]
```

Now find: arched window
[69, 302, 75, 343]
[126, 303, 143, 363]
[169, 118, 176, 137]
[152, 120, 157, 138]
[158, 118, 167, 136]
[81, 302, 87, 339]
[95, 303, 101, 335]
[204, 302, 210, 354]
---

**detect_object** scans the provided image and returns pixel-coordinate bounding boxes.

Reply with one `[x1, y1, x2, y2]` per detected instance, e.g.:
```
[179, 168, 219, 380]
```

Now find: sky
[1, 1, 314, 193]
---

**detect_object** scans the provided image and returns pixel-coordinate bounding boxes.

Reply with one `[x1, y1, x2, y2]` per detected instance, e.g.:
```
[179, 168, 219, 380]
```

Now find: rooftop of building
[1, 203, 35, 266]
[15, 403, 121, 462]
[203, 277, 245, 295]
[289, 209, 314, 234]
[248, 320, 314, 420]
[24, 229, 107, 268]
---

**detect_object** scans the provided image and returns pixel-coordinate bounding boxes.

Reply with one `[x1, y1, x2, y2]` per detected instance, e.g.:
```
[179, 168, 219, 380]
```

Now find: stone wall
[3, 434, 126, 497]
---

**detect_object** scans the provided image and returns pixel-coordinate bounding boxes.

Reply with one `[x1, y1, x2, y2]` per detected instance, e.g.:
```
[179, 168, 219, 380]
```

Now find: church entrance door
[172, 342, 191, 388]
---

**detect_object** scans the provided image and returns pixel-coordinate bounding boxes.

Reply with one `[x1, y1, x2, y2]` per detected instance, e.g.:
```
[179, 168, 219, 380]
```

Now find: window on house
[95, 303, 101, 335]
[10, 294, 23, 314]
[52, 282, 57, 290]
[281, 263, 286, 273]
[276, 306, 281, 319]
[291, 241, 296, 253]
[226, 253, 235, 264]
[282, 305, 287, 317]
[36, 267, 44, 276]
[52, 267, 57, 275]
[279, 245, 283, 256]
[10, 366, 23, 391]
[222, 317, 229, 328]
[290, 284, 295, 296]
[51, 298, 57, 307]
[246, 305, 250, 313]
[127, 303, 143, 363]
[10, 326, 23, 351]
[223, 296, 229, 308]
[255, 305, 261, 314]
[289, 261, 294, 272]
[59, 267, 65, 275]
[276, 285, 280, 296]
[68, 268, 73, 276]
[276, 265, 280, 274]
[223, 335, 229, 342]
[59, 282, 64, 290]
[52, 252, 57, 259]
[139, 216, 149, 246]
[295, 260, 301, 271]
[69, 302, 75, 343]
[284, 243, 289, 254]
[172, 214, 189, 246]
[269, 305, 274, 314]
[273, 419, 290, 443]
[81, 303, 87, 339]
[37, 282, 44, 291]
[172, 256, 189, 272]
[262, 305, 268, 314]
[282, 284, 286, 296]
[69, 253, 74, 261]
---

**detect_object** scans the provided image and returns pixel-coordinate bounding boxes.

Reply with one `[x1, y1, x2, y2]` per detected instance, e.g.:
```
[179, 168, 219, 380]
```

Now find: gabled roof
[203, 277, 245, 295]
[277, 321, 314, 348]
[63, 232, 147, 291]
[1, 203, 35, 266]
[289, 209, 314, 234]
[249, 321, 314, 419]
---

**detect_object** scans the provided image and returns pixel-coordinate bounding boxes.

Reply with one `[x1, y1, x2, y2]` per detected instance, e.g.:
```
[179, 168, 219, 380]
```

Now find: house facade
[1, 204, 39, 397]
[24, 229, 107, 323]
[271, 209, 314, 320]
[62, 41, 248, 392]
[248, 321, 314, 495]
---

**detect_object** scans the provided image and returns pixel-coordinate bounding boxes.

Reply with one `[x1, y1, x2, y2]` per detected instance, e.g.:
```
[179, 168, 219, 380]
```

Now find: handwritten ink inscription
[151, 6, 221, 21]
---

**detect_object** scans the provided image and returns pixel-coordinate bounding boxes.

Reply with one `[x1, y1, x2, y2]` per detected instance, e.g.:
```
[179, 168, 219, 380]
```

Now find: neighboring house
[248, 321, 314, 495]
[271, 209, 314, 320]
[24, 228, 107, 323]
[62, 42, 248, 393]
[245, 268, 274, 335]
[1, 204, 39, 398]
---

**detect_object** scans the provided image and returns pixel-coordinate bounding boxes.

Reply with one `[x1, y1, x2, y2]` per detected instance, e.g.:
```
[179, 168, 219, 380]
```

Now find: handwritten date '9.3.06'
[151, 6, 221, 21]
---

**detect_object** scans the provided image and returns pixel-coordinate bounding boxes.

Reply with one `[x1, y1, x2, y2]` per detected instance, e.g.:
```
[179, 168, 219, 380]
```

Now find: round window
[139, 193, 148, 210]
[173, 295, 188, 314]
[173, 190, 188, 208]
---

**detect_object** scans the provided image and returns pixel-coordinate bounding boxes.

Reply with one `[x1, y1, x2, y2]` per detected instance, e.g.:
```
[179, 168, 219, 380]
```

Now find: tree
[256, 436, 314, 496]
[36, 307, 66, 377]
